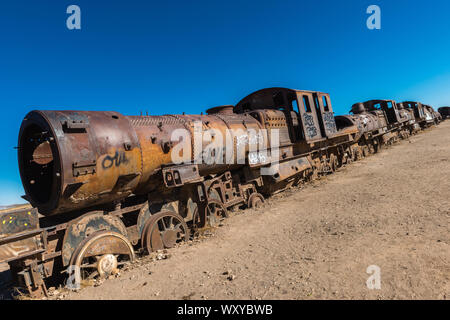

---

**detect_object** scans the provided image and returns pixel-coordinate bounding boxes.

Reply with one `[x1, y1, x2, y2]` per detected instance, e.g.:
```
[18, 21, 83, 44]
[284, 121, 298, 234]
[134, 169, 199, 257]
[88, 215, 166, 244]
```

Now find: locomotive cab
[235, 87, 338, 144]
[360, 99, 405, 126]
[438, 106, 450, 119]
[402, 101, 429, 123]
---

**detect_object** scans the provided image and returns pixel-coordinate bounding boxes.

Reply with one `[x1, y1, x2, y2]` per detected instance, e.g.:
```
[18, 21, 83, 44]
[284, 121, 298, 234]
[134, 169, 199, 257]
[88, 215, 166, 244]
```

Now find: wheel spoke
[80, 262, 98, 269]
[162, 217, 169, 230]
[173, 222, 182, 232]
[157, 219, 165, 232]
[87, 270, 99, 279]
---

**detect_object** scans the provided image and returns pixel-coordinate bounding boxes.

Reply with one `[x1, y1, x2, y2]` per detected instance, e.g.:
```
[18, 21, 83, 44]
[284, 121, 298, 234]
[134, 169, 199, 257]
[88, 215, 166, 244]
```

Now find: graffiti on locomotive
[170, 121, 280, 169]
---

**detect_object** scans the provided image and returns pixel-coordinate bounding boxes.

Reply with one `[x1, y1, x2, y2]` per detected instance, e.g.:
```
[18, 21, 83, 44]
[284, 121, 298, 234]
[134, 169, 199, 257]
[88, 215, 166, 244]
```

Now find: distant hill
[0, 203, 31, 213]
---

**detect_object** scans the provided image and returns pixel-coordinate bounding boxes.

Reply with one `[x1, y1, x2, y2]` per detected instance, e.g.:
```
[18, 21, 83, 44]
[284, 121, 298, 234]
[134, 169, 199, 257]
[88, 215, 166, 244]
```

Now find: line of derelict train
[0, 87, 447, 297]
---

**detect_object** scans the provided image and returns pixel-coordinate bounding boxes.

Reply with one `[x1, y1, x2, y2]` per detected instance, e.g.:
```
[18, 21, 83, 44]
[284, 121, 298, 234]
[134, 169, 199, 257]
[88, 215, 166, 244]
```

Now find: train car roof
[401, 100, 424, 105]
[235, 87, 328, 112]
[361, 99, 395, 104]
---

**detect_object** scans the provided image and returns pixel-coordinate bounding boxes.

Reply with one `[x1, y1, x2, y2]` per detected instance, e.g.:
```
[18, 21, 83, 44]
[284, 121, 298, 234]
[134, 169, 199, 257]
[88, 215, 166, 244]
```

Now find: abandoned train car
[438, 107, 450, 119]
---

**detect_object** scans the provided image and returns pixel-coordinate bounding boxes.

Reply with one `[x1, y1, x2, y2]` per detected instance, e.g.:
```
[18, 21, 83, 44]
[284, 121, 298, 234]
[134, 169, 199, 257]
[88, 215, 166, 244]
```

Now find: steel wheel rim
[143, 211, 188, 252]
[205, 200, 228, 228]
[248, 193, 264, 209]
[70, 231, 135, 285]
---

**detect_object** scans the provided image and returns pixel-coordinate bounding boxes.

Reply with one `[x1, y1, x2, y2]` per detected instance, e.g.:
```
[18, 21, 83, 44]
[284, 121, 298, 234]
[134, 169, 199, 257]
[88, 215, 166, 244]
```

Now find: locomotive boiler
[19, 109, 263, 216]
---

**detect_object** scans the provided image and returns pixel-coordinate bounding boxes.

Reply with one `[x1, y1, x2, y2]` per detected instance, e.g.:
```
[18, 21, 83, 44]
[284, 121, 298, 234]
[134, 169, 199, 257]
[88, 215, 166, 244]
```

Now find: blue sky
[0, 0, 449, 205]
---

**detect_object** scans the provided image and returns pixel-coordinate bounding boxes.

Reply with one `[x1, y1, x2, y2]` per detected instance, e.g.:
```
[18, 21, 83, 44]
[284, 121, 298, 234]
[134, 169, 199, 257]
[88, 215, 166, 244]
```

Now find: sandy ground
[2, 121, 450, 300]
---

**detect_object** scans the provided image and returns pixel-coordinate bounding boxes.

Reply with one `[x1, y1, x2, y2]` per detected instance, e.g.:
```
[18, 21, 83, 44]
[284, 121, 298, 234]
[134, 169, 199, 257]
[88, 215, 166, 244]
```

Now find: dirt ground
[2, 121, 450, 300]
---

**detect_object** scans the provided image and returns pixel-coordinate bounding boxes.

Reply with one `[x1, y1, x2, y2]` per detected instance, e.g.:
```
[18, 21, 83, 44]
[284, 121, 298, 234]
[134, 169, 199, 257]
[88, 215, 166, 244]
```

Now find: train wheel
[337, 154, 345, 167]
[344, 149, 354, 164]
[311, 166, 320, 180]
[377, 138, 383, 151]
[352, 148, 358, 162]
[208, 187, 222, 202]
[353, 148, 360, 161]
[70, 231, 135, 285]
[142, 211, 189, 253]
[329, 154, 339, 172]
[362, 145, 369, 157]
[248, 193, 264, 209]
[204, 200, 228, 228]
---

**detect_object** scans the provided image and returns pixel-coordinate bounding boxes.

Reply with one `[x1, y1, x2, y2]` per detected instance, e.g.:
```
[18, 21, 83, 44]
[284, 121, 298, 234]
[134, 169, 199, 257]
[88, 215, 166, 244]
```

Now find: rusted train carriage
[0, 87, 438, 297]
[333, 98, 418, 157]
[438, 107, 450, 119]
[401, 101, 440, 127]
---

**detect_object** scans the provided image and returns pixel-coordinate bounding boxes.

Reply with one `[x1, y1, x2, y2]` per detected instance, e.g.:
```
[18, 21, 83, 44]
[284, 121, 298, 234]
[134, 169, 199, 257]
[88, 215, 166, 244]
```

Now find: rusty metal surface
[19, 111, 142, 215]
[0, 207, 39, 238]
[0, 208, 44, 264]
[0, 230, 45, 264]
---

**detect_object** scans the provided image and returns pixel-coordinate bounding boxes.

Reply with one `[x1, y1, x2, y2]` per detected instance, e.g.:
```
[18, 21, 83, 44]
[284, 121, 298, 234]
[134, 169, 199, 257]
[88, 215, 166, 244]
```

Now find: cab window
[322, 96, 330, 112]
[302, 95, 312, 113]
[292, 99, 299, 111]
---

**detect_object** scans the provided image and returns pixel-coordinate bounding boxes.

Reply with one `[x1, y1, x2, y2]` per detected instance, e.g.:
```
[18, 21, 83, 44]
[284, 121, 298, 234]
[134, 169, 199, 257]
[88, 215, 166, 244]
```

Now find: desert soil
[2, 121, 450, 300]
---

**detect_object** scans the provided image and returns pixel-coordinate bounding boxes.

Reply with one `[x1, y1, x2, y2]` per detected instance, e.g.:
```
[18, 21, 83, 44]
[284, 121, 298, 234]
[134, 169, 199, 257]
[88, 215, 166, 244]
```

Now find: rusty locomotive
[0, 87, 442, 297]
[438, 107, 450, 119]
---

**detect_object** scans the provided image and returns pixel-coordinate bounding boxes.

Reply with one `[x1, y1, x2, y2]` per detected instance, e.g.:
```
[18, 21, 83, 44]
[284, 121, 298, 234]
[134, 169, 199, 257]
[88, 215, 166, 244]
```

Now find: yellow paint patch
[2, 220, 5, 224]
[28, 211, 31, 215]
[24, 223, 28, 226]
